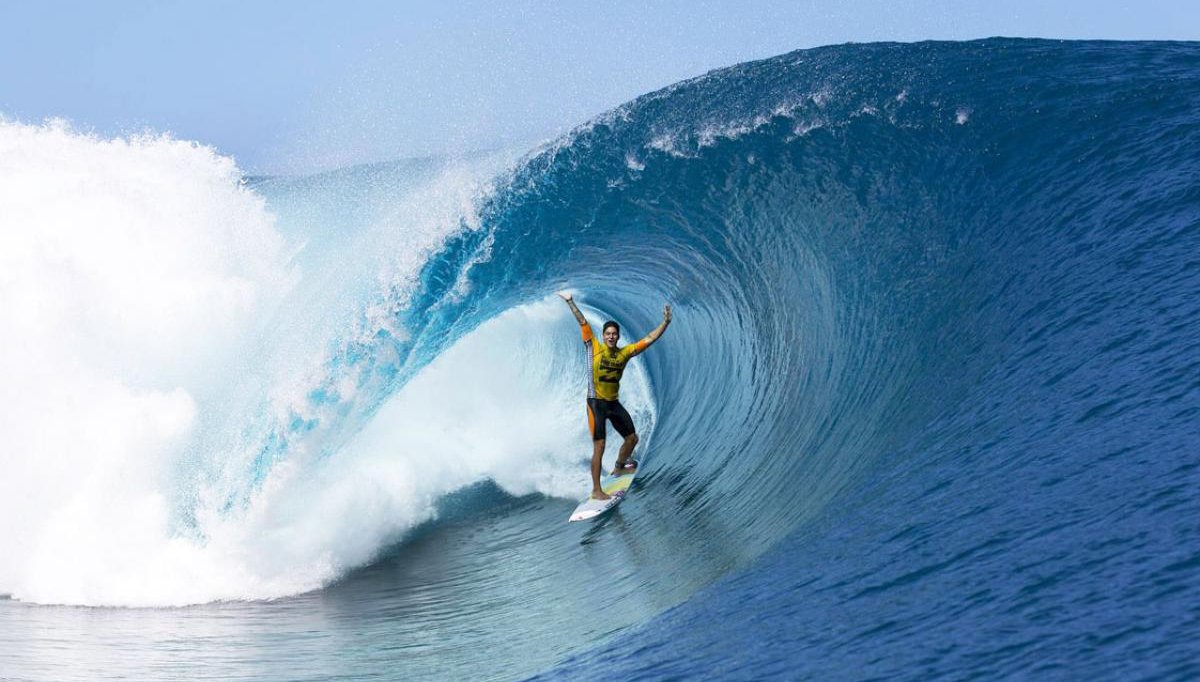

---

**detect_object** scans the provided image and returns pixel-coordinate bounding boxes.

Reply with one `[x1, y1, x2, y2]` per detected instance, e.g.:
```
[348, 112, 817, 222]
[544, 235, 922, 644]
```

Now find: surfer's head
[602, 321, 620, 348]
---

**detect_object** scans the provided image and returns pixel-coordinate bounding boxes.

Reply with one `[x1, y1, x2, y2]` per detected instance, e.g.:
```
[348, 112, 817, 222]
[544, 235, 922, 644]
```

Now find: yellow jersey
[581, 323, 647, 401]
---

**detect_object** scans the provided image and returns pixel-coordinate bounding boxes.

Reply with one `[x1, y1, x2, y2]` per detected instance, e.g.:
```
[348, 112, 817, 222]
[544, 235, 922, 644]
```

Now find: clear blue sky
[2, 0, 1195, 173]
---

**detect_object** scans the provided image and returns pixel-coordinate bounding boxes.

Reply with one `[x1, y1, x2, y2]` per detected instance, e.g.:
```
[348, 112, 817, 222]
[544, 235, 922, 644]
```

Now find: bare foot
[591, 490, 612, 501]
[611, 461, 638, 476]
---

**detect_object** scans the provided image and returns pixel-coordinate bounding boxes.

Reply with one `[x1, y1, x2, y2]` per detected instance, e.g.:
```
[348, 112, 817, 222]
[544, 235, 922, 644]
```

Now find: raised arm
[558, 291, 588, 326]
[635, 303, 672, 352]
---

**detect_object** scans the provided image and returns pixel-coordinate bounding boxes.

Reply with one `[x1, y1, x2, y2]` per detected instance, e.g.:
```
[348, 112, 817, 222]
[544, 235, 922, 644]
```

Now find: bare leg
[591, 439, 611, 500]
[612, 433, 640, 474]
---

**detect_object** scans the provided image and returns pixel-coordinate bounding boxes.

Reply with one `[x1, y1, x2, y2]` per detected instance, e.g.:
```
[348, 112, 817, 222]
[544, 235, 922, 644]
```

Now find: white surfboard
[569, 466, 638, 522]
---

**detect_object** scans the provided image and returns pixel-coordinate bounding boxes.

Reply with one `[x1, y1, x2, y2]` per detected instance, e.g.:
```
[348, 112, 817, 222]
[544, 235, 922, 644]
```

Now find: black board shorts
[586, 398, 636, 441]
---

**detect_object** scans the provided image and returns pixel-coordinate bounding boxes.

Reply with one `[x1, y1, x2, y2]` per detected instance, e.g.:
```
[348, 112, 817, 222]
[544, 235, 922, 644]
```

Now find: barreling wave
[2, 38, 1198, 680]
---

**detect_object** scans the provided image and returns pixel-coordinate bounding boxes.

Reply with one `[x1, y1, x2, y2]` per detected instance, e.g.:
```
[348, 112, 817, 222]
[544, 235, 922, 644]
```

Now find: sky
[2, 0, 1196, 174]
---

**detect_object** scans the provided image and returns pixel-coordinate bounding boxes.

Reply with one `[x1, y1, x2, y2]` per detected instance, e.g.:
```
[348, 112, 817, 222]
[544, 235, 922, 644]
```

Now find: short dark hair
[602, 320, 620, 335]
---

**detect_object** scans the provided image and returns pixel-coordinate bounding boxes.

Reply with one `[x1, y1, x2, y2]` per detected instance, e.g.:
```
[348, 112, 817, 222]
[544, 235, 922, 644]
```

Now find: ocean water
[1, 39, 1198, 680]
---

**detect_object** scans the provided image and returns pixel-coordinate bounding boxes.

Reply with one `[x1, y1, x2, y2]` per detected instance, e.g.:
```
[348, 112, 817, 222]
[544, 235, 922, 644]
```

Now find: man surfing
[558, 292, 672, 500]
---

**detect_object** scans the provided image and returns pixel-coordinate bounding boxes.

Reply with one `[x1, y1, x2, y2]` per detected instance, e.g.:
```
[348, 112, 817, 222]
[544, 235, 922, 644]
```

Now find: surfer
[558, 292, 672, 500]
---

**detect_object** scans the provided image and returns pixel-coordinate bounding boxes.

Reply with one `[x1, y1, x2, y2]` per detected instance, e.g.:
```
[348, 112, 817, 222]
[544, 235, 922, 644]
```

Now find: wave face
[2, 39, 1199, 680]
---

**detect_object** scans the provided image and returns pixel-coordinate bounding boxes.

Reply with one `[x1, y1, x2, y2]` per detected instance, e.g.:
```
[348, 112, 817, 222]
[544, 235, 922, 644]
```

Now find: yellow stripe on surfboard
[602, 474, 634, 495]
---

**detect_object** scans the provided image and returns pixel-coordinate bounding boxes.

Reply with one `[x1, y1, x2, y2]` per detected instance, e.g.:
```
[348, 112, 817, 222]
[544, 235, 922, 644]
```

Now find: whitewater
[1, 39, 1198, 680]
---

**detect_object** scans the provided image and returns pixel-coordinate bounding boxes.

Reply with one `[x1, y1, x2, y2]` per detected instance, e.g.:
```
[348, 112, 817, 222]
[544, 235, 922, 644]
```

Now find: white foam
[0, 119, 297, 605]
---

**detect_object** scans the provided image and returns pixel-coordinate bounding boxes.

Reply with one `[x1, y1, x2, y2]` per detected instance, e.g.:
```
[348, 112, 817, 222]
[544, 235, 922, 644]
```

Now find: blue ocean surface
[0, 39, 1197, 680]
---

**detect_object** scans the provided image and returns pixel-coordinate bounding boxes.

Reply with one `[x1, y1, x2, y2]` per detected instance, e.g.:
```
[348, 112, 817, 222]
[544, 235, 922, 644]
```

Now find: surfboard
[568, 467, 637, 522]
